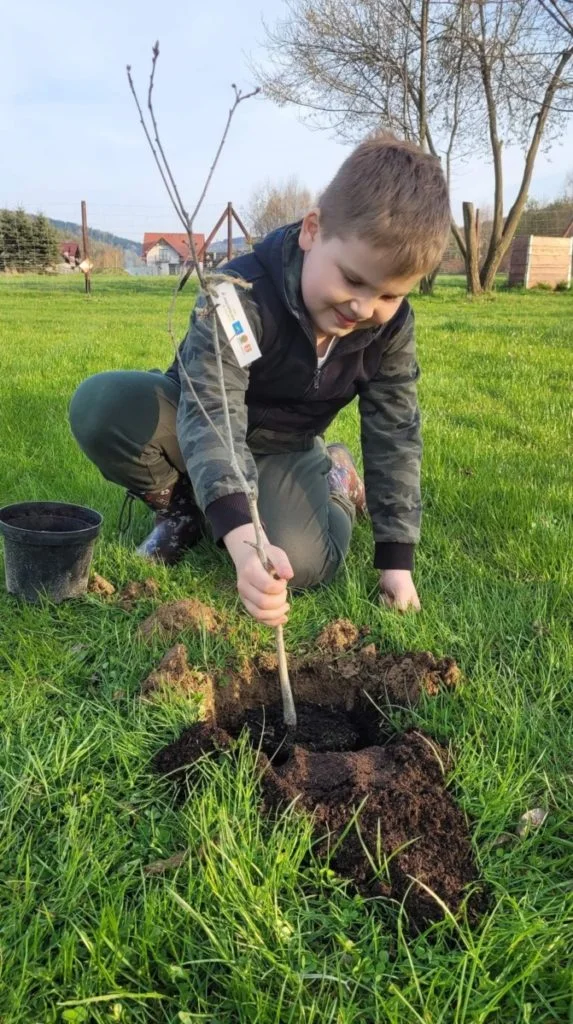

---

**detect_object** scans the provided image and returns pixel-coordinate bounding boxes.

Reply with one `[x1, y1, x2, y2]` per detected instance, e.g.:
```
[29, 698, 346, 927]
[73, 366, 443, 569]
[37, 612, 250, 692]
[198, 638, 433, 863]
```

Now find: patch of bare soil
[152, 620, 481, 930]
[88, 573, 116, 597]
[142, 620, 460, 732]
[139, 598, 219, 642]
[118, 578, 160, 610]
[239, 701, 361, 755]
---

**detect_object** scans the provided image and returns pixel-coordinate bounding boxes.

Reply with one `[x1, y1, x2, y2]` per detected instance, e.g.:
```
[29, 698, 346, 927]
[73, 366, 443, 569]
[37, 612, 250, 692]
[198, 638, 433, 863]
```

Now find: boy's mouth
[333, 308, 357, 329]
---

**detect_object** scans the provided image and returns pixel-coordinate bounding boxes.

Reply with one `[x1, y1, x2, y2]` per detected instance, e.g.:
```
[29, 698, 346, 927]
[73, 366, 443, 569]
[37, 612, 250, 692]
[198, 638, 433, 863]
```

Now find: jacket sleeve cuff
[206, 493, 252, 543]
[374, 542, 415, 571]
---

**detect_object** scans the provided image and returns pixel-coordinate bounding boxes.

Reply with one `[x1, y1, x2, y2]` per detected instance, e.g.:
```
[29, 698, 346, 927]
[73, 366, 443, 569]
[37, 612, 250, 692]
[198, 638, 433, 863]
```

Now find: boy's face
[299, 211, 421, 341]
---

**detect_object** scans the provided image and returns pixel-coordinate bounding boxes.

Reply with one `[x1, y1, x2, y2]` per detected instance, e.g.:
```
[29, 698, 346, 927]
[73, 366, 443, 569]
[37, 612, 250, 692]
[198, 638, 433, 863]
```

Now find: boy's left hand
[380, 569, 421, 612]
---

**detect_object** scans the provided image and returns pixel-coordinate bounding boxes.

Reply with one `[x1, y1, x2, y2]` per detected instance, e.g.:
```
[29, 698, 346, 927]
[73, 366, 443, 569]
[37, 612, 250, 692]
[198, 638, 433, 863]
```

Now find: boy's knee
[273, 526, 343, 591]
[69, 373, 121, 456]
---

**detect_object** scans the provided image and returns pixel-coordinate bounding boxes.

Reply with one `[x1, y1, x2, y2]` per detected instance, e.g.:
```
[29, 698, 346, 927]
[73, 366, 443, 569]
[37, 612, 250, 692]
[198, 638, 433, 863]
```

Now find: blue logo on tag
[232, 320, 243, 335]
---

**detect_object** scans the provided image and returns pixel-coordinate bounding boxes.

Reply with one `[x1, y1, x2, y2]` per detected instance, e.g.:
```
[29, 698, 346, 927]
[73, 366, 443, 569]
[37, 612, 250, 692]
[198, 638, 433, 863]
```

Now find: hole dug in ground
[151, 621, 485, 931]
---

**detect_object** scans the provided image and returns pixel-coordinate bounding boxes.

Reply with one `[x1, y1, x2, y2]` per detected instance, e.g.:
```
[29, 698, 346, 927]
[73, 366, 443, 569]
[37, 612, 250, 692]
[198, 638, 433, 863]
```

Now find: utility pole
[227, 201, 233, 261]
[81, 200, 91, 294]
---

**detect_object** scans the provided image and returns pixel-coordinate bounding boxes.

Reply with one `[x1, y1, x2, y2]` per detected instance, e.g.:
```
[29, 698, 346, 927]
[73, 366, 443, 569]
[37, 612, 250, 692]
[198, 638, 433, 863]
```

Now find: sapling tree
[127, 44, 296, 729]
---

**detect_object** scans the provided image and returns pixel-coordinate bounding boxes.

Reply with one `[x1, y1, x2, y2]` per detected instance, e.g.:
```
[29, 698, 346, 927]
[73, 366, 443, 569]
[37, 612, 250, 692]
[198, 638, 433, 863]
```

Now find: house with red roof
[60, 241, 81, 266]
[142, 232, 206, 274]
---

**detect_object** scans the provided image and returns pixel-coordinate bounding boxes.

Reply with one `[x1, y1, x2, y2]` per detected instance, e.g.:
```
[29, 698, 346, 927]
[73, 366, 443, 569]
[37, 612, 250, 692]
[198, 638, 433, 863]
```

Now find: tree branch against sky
[254, 0, 573, 293]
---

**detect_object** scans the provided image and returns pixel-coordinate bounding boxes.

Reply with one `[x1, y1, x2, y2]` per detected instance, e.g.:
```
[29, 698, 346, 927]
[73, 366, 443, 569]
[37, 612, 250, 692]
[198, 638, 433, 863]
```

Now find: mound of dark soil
[262, 729, 480, 932]
[155, 705, 483, 930]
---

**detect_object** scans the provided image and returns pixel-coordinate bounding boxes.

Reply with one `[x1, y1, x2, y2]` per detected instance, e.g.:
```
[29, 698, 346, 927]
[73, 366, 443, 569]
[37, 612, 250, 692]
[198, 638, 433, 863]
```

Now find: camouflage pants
[69, 371, 354, 590]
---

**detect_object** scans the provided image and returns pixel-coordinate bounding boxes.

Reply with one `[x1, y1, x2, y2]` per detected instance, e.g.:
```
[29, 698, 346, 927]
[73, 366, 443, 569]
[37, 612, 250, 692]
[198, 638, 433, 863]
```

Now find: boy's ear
[299, 209, 321, 252]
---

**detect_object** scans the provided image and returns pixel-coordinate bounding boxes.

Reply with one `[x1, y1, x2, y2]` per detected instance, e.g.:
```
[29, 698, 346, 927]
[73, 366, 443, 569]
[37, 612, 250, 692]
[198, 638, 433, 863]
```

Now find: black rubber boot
[134, 475, 204, 565]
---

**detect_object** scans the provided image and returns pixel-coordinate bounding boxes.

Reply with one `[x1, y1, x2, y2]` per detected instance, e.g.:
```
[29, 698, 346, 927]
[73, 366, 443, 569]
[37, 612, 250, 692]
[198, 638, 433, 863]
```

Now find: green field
[0, 274, 571, 1022]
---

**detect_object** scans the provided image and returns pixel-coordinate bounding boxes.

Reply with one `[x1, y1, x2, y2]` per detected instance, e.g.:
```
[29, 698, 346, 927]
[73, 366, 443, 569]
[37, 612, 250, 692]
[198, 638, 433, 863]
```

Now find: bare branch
[126, 63, 182, 226]
[538, 0, 573, 36]
[190, 84, 261, 227]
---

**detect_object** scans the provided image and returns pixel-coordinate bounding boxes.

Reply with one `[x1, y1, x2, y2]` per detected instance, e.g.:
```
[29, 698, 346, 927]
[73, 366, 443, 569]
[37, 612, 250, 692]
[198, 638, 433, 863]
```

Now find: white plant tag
[212, 280, 262, 368]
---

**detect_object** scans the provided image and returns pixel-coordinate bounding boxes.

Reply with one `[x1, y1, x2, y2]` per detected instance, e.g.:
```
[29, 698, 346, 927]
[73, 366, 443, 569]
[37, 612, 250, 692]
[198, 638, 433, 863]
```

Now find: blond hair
[319, 134, 451, 276]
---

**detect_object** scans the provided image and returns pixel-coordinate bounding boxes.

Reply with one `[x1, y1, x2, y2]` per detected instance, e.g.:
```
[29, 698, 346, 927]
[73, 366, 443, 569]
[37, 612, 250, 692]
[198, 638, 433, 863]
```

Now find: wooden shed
[508, 235, 572, 288]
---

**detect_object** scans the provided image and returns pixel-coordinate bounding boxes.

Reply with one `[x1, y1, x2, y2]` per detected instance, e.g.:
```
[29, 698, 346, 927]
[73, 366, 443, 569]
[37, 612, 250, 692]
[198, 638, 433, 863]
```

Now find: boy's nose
[349, 298, 375, 321]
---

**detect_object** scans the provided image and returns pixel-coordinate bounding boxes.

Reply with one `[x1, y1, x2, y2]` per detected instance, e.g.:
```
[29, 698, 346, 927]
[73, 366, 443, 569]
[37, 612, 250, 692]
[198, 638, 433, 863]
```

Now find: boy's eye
[343, 272, 361, 286]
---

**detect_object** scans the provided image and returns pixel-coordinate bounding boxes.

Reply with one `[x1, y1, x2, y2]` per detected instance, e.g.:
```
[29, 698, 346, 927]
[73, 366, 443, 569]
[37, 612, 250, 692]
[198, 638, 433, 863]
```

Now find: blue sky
[2, 0, 571, 243]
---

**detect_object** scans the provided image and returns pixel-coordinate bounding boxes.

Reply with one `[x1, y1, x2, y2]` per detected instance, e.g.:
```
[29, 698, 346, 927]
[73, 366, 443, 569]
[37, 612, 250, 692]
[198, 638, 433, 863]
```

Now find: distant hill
[48, 219, 142, 256]
[208, 236, 252, 254]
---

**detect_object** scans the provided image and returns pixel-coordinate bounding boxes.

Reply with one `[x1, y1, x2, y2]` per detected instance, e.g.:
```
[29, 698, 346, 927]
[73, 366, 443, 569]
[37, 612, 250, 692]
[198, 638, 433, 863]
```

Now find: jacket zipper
[313, 339, 338, 391]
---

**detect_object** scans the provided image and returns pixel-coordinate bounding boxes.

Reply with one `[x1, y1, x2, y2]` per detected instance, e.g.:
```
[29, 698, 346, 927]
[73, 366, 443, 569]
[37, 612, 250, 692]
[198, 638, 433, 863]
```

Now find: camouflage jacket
[165, 223, 421, 570]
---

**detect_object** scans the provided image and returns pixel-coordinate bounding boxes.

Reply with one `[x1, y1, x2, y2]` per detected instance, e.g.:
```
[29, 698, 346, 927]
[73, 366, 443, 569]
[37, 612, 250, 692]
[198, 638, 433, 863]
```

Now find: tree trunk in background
[463, 202, 482, 295]
[419, 268, 439, 295]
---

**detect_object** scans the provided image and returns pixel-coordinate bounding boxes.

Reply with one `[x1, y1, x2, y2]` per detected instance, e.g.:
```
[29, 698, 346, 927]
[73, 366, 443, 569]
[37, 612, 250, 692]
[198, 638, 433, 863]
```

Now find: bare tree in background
[565, 168, 573, 198]
[247, 177, 314, 238]
[254, 0, 573, 294]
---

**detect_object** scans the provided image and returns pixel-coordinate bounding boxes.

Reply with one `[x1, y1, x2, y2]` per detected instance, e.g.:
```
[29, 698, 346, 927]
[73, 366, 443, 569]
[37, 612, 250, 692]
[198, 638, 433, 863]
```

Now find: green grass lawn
[0, 273, 571, 1023]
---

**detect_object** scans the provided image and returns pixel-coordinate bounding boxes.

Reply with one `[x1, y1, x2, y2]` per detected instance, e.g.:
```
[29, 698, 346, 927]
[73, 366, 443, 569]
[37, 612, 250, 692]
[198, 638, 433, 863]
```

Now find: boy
[69, 134, 451, 625]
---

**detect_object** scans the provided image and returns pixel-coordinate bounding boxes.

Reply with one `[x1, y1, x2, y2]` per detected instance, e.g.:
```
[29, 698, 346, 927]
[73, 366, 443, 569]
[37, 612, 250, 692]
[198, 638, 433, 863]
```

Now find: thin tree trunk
[479, 44, 573, 291]
[426, 123, 467, 262]
[419, 0, 429, 147]
[475, 3, 504, 291]
[463, 202, 481, 294]
[419, 267, 439, 294]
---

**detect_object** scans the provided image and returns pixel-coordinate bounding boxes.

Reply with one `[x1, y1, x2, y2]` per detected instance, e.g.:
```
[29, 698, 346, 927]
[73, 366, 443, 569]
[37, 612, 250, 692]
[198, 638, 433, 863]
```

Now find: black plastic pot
[0, 501, 103, 604]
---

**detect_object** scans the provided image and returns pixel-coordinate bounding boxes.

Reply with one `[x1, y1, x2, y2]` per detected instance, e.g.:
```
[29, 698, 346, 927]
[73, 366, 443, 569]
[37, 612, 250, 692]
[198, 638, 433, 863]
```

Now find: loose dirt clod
[143, 850, 188, 876]
[88, 573, 116, 597]
[139, 598, 219, 641]
[118, 578, 160, 610]
[315, 618, 361, 652]
[141, 643, 215, 716]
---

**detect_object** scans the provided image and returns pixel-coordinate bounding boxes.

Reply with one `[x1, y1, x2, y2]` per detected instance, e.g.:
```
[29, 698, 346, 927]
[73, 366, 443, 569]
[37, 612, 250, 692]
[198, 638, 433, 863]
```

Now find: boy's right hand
[224, 524, 294, 627]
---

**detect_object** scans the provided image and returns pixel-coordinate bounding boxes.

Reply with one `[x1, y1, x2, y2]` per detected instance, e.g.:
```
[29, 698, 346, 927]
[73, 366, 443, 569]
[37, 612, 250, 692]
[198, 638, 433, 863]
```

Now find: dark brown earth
[152, 622, 482, 931]
[142, 637, 460, 732]
[155, 707, 482, 931]
[262, 729, 479, 932]
[238, 700, 362, 756]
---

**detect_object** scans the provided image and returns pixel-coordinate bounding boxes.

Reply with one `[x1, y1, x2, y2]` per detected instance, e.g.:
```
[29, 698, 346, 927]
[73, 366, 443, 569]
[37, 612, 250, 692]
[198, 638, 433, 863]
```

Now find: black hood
[252, 221, 305, 320]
